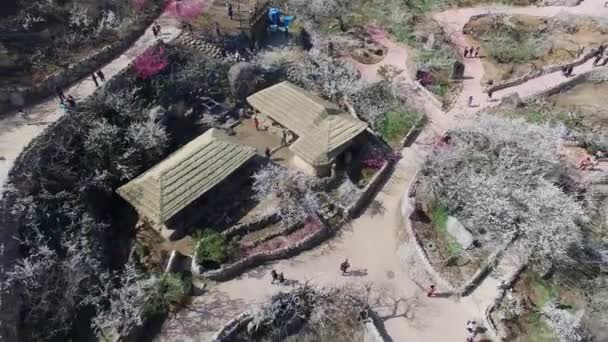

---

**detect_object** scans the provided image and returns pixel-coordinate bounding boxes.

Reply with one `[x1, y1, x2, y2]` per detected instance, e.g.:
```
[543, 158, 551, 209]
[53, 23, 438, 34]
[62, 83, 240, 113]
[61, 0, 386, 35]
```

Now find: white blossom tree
[542, 302, 586, 342]
[252, 164, 322, 228]
[421, 116, 582, 264]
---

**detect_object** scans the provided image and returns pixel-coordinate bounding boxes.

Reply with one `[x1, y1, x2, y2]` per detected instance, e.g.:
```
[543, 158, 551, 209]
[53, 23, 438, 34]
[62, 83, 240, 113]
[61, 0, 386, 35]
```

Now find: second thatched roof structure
[247, 81, 367, 166]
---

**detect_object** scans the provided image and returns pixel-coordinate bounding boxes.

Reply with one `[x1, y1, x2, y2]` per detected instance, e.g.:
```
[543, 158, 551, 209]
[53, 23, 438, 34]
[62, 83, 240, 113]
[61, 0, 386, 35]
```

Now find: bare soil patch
[464, 14, 608, 83]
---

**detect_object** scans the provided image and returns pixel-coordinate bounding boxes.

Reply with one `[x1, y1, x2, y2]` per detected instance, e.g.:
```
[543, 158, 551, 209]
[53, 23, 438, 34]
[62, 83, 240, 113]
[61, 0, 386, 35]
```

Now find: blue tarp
[267, 7, 293, 28]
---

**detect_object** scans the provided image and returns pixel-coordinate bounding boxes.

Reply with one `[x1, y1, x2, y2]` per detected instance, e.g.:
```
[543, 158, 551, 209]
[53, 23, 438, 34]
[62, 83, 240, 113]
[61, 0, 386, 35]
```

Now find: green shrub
[144, 273, 191, 318]
[194, 229, 235, 265]
[379, 109, 420, 143]
[430, 202, 462, 257]
[485, 35, 539, 64]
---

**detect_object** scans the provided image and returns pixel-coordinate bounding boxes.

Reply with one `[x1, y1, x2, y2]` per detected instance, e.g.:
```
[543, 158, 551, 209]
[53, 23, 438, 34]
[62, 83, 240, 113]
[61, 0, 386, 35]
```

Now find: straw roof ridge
[117, 128, 256, 223]
[247, 81, 367, 166]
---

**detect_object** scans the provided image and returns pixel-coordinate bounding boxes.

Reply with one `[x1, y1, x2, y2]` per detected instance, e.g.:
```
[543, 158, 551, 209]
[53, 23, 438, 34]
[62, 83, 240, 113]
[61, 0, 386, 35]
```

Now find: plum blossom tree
[165, 0, 208, 23]
[134, 46, 169, 79]
[420, 115, 582, 263]
[252, 164, 322, 228]
[542, 302, 586, 342]
[132, 0, 147, 11]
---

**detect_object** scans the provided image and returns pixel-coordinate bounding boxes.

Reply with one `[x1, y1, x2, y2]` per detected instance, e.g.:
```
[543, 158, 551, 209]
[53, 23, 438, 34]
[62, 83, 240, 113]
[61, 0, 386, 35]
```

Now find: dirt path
[0, 15, 182, 195]
[158, 2, 608, 341]
[434, 0, 608, 116]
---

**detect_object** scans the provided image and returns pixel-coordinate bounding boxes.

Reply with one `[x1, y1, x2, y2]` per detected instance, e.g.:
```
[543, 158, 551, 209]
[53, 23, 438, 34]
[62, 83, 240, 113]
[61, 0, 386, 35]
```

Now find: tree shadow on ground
[367, 199, 386, 217]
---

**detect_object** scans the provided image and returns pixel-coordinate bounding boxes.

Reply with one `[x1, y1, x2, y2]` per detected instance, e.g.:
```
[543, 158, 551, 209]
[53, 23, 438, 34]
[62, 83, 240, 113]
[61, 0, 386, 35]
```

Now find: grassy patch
[496, 101, 582, 130]
[526, 272, 558, 307]
[194, 229, 236, 265]
[526, 311, 555, 342]
[379, 109, 421, 143]
[484, 34, 540, 64]
[430, 202, 462, 257]
[144, 273, 191, 319]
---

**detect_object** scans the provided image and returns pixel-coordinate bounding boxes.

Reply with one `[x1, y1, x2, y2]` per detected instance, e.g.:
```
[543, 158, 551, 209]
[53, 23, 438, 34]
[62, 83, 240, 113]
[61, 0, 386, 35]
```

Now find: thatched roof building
[247, 81, 367, 167]
[117, 128, 256, 224]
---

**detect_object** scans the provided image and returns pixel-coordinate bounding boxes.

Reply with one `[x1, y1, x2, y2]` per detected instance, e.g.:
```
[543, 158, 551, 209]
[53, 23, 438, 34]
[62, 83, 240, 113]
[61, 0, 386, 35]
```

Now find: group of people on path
[592, 44, 608, 67]
[91, 70, 106, 88]
[270, 269, 285, 284]
[55, 68, 106, 112]
[464, 46, 480, 58]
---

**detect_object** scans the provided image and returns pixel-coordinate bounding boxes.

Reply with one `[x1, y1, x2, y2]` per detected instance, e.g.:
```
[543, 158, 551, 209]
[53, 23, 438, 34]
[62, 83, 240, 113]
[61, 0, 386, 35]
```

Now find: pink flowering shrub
[165, 0, 209, 22]
[133, 46, 169, 79]
[362, 158, 386, 170]
[240, 216, 322, 257]
[132, 0, 147, 10]
[366, 24, 387, 42]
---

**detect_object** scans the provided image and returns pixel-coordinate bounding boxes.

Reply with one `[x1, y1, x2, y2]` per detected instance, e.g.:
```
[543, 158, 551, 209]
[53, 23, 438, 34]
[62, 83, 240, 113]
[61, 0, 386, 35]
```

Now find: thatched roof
[247, 82, 367, 166]
[117, 128, 256, 223]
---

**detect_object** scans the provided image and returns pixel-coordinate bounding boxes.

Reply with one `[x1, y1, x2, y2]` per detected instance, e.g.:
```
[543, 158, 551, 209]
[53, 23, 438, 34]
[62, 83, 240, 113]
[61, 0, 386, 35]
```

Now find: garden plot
[464, 14, 608, 83]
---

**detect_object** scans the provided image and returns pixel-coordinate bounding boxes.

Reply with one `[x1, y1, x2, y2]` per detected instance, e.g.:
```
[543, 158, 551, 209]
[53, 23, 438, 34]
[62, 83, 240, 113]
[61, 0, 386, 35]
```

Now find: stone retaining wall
[485, 47, 602, 94]
[413, 80, 444, 109]
[484, 264, 527, 341]
[221, 213, 280, 240]
[0, 3, 163, 114]
[399, 114, 427, 147]
[346, 158, 395, 218]
[403, 170, 518, 296]
[192, 222, 332, 281]
[402, 170, 458, 293]
[211, 312, 254, 342]
[528, 67, 608, 100]
[459, 235, 517, 296]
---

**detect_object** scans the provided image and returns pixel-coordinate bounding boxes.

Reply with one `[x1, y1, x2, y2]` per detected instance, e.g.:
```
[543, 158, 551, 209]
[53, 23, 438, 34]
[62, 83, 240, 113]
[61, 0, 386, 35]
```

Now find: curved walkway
[435, 0, 608, 116]
[159, 1, 608, 341]
[0, 15, 182, 194]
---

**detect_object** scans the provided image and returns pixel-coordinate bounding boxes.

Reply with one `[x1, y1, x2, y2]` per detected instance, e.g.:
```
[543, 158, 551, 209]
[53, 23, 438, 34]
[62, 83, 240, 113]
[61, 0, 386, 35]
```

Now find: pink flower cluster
[240, 216, 322, 257]
[362, 158, 386, 170]
[365, 24, 387, 42]
[133, 46, 169, 79]
[164, 0, 209, 22]
[133, 0, 147, 10]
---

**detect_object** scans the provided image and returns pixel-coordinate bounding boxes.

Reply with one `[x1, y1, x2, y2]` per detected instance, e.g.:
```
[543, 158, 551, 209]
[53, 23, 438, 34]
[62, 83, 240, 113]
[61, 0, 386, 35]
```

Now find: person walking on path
[66, 95, 77, 108]
[281, 129, 288, 146]
[265, 147, 271, 159]
[464, 47, 469, 58]
[593, 54, 602, 66]
[466, 321, 477, 334]
[152, 24, 159, 38]
[55, 87, 66, 102]
[91, 73, 99, 87]
[97, 70, 106, 82]
[278, 272, 285, 284]
[474, 47, 480, 57]
[270, 269, 278, 284]
[155, 22, 162, 37]
[228, 3, 234, 20]
[487, 90, 493, 101]
[340, 259, 350, 275]
[215, 22, 221, 37]
[18, 108, 26, 119]
[468, 95, 474, 107]
[426, 285, 437, 297]
[254, 116, 260, 130]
